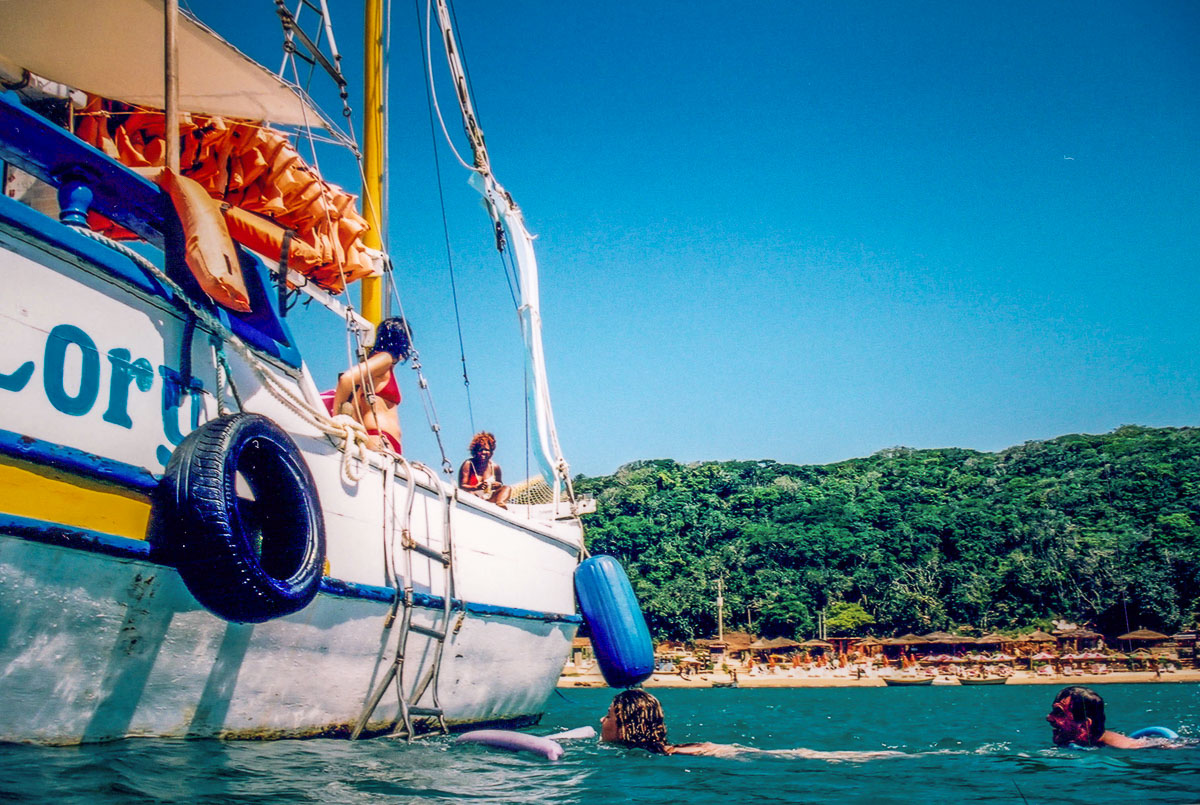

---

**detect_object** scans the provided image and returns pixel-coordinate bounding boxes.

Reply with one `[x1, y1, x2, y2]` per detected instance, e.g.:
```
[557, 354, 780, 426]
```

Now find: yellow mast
[360, 0, 384, 325]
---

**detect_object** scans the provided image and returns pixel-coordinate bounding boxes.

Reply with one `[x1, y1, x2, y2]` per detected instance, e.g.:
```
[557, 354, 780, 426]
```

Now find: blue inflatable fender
[456, 730, 564, 760]
[574, 555, 654, 688]
[1129, 726, 1179, 741]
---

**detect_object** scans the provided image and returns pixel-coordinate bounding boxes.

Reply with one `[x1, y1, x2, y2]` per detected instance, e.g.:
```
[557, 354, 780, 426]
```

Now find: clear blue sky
[193, 1, 1198, 479]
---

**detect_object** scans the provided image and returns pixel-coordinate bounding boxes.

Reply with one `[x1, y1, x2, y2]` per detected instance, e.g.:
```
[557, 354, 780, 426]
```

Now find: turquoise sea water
[0, 684, 1197, 804]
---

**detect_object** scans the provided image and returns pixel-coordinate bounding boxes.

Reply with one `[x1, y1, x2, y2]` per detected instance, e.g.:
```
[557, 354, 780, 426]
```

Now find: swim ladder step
[408, 707, 444, 717]
[409, 624, 447, 641]
[408, 541, 450, 564]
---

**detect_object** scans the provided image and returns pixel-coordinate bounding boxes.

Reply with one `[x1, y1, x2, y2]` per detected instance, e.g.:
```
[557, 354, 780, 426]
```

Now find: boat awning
[0, 0, 324, 126]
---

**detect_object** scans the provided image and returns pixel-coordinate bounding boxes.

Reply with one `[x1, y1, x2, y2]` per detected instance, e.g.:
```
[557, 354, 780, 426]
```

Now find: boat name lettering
[0, 323, 204, 466]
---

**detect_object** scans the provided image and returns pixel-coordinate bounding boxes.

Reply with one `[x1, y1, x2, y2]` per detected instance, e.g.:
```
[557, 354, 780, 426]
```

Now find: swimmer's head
[370, 317, 413, 364]
[1048, 686, 1106, 746]
[602, 689, 669, 754]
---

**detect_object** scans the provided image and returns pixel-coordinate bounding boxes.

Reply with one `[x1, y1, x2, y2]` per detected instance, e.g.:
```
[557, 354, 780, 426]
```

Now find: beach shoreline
[559, 669, 1200, 689]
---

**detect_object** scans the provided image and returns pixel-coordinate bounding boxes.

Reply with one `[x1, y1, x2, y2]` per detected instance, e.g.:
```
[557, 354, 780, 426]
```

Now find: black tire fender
[156, 412, 325, 623]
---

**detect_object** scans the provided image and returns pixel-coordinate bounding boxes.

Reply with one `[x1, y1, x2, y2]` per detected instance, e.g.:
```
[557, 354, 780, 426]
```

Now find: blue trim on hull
[0, 428, 161, 493]
[0, 515, 583, 626]
[0, 512, 154, 561]
[320, 578, 584, 625]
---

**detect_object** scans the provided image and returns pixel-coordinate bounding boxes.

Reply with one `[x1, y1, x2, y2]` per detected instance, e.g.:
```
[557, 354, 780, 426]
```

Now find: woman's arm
[668, 742, 739, 757]
[1100, 731, 1151, 749]
[333, 353, 391, 415]
[459, 460, 479, 490]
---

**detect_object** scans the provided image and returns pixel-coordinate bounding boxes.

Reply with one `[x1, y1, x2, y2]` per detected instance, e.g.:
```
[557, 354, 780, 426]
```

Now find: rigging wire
[414, 0, 475, 433]
[274, 1, 374, 415]
[423, 0, 476, 173]
[426, 0, 548, 485]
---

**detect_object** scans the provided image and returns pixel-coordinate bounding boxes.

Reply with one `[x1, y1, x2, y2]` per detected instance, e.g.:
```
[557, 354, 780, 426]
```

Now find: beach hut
[697, 631, 754, 665]
[570, 637, 594, 670]
[1056, 628, 1102, 653]
[854, 636, 883, 659]
[1170, 631, 1197, 668]
[883, 633, 929, 665]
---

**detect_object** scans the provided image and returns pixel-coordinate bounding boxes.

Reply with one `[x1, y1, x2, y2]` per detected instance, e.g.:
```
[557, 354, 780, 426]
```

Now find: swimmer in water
[1047, 686, 1152, 749]
[599, 689, 907, 761]
[600, 689, 728, 756]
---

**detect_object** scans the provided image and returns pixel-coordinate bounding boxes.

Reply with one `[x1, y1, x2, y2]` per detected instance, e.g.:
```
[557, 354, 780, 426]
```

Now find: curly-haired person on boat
[458, 432, 511, 507]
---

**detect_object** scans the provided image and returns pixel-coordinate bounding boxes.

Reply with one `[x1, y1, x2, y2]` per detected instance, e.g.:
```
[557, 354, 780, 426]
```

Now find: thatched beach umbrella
[891, 633, 930, 645]
[1118, 628, 1169, 641]
[747, 638, 774, 660]
[922, 631, 956, 642]
[923, 631, 973, 645]
[768, 637, 803, 650]
[1025, 630, 1057, 643]
[1064, 629, 1101, 640]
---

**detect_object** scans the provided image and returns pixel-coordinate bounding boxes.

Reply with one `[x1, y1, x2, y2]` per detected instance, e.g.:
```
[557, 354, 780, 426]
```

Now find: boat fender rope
[179, 313, 197, 404]
[331, 414, 369, 483]
[212, 338, 244, 414]
[72, 226, 411, 467]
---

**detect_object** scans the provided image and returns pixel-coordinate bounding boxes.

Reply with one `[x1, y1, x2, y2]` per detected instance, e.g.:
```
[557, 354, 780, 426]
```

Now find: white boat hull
[0, 536, 574, 743]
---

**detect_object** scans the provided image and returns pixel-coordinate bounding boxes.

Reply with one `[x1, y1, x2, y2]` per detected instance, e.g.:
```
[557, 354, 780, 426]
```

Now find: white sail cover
[0, 0, 325, 126]
[471, 176, 567, 490]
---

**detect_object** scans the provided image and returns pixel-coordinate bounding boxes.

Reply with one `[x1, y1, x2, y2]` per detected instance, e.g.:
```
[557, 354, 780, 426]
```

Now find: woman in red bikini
[332, 317, 411, 453]
[458, 432, 511, 507]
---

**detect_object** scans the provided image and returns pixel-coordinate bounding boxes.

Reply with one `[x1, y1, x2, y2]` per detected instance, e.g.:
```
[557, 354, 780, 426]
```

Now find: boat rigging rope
[68, 224, 375, 484]
[423, 0, 476, 174]
[385, 265, 455, 476]
[412, 0, 475, 434]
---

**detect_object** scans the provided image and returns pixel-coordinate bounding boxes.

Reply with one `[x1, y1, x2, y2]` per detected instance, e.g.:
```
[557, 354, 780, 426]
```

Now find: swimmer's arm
[1100, 731, 1151, 749]
[668, 742, 741, 757]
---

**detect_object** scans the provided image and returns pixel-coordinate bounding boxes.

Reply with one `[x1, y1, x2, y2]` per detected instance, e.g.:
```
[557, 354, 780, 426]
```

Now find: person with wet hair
[1046, 686, 1151, 749]
[599, 689, 725, 756]
[458, 431, 511, 507]
[333, 317, 412, 453]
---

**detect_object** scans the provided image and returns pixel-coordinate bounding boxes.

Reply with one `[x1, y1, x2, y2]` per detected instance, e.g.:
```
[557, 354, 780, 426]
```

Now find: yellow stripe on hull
[0, 457, 151, 540]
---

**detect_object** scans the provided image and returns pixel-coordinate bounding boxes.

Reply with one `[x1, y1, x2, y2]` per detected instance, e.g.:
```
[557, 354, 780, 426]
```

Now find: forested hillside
[576, 426, 1200, 641]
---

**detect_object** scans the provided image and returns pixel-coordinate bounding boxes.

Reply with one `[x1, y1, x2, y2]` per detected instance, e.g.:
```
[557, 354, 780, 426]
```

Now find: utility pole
[716, 578, 724, 643]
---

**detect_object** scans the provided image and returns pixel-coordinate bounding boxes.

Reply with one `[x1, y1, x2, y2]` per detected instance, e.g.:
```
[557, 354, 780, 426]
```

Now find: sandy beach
[559, 668, 1200, 689]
